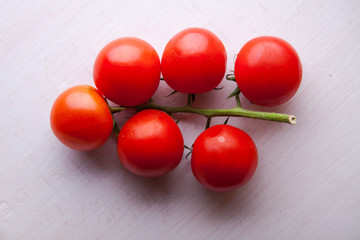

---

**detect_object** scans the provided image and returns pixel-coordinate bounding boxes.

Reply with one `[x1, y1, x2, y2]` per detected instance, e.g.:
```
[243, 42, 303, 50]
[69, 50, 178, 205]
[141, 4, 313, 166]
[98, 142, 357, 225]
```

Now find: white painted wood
[1, 0, 359, 239]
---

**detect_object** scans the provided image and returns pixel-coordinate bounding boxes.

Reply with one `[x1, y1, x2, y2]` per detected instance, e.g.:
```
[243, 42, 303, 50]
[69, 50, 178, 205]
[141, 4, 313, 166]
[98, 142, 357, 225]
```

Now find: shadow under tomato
[195, 182, 259, 220]
[66, 134, 122, 176]
[118, 169, 176, 208]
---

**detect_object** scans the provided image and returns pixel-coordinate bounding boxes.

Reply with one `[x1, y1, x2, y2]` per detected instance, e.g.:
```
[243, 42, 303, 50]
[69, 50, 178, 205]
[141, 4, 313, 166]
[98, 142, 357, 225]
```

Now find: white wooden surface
[1, 1, 360, 239]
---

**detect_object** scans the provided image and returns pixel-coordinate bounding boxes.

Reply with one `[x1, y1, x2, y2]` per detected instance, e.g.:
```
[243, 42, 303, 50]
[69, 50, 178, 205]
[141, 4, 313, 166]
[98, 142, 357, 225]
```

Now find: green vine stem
[110, 73, 296, 125]
[109, 102, 296, 125]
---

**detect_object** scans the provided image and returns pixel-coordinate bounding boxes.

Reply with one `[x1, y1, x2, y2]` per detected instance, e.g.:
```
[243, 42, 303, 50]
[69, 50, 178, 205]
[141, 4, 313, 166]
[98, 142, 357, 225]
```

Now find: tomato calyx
[184, 145, 193, 160]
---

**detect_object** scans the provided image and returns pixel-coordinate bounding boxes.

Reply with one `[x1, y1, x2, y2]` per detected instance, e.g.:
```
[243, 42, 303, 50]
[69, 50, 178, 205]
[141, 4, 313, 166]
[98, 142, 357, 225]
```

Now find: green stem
[187, 94, 192, 106]
[226, 74, 236, 81]
[113, 121, 120, 136]
[109, 106, 131, 114]
[235, 94, 242, 107]
[110, 103, 296, 125]
[205, 117, 212, 129]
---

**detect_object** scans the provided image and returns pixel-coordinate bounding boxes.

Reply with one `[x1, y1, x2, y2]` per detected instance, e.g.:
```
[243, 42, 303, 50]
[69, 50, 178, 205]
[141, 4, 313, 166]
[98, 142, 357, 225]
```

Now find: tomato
[117, 109, 184, 177]
[235, 36, 302, 106]
[93, 37, 160, 107]
[161, 27, 227, 94]
[50, 85, 114, 151]
[191, 125, 258, 192]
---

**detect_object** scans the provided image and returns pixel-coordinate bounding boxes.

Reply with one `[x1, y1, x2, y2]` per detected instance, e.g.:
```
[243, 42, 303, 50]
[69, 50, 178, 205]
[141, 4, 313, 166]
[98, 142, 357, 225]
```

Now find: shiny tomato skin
[50, 85, 114, 151]
[161, 28, 227, 94]
[235, 36, 302, 106]
[93, 37, 160, 107]
[191, 125, 258, 192]
[117, 109, 184, 177]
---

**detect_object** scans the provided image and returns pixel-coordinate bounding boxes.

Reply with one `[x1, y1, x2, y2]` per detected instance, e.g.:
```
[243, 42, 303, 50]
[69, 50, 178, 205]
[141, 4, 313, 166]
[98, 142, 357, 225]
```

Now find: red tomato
[117, 109, 184, 177]
[93, 37, 160, 107]
[161, 28, 227, 94]
[191, 125, 258, 192]
[235, 36, 302, 106]
[50, 85, 114, 151]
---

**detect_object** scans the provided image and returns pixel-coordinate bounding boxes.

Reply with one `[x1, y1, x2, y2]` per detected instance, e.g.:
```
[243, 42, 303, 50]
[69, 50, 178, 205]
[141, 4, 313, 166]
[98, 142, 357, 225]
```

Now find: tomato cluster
[50, 28, 302, 192]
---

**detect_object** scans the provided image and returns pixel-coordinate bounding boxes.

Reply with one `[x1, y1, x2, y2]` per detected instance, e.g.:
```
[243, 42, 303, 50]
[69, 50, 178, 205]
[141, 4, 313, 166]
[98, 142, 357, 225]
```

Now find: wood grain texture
[1, 0, 359, 239]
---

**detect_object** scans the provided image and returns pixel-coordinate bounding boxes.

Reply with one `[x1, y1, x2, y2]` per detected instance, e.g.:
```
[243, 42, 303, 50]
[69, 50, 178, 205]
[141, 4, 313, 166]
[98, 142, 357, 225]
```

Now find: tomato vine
[109, 75, 296, 127]
[50, 28, 302, 192]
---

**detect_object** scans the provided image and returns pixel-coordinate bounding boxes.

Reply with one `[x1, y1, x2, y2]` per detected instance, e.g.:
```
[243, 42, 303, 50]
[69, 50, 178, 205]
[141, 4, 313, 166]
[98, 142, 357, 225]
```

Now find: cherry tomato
[235, 36, 302, 106]
[50, 85, 114, 151]
[161, 28, 227, 94]
[191, 125, 258, 192]
[117, 109, 184, 177]
[93, 37, 160, 107]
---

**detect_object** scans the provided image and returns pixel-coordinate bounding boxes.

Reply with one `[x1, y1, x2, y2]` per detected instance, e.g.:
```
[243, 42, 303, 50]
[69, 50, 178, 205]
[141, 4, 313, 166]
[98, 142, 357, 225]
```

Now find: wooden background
[1, 0, 359, 239]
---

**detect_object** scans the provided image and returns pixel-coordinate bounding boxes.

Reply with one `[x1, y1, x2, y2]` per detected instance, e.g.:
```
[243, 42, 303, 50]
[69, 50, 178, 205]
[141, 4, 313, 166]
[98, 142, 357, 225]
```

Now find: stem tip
[289, 115, 296, 125]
